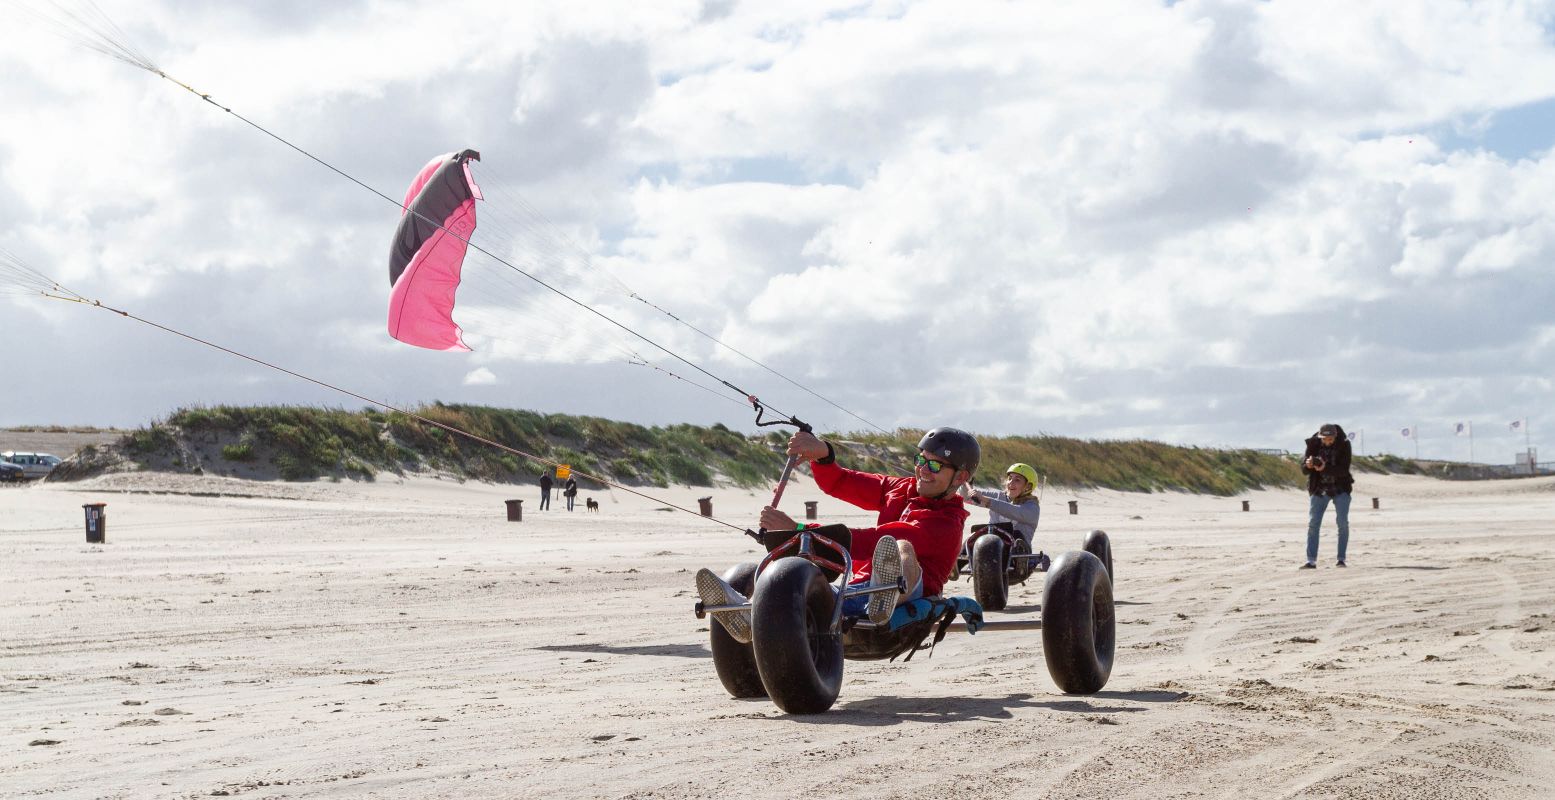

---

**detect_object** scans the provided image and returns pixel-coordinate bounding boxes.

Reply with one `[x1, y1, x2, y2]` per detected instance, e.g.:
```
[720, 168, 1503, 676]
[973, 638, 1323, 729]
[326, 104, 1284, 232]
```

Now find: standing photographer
[1301, 423, 1354, 569]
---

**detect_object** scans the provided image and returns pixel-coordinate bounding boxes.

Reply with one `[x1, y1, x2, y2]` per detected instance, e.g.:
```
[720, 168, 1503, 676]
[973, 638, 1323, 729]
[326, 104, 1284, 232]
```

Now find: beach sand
[3, 470, 1553, 798]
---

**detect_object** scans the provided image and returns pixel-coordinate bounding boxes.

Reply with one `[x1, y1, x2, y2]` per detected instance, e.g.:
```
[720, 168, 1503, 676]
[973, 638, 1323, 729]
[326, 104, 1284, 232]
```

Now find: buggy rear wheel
[751, 557, 843, 714]
[971, 533, 1008, 611]
[1009, 535, 1034, 585]
[1083, 529, 1113, 584]
[1041, 550, 1114, 693]
[708, 562, 766, 699]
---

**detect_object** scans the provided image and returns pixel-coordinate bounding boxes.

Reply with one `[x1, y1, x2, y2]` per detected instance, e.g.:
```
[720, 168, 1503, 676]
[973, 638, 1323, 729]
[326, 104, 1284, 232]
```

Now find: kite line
[3, 247, 752, 531]
[10, 0, 895, 439]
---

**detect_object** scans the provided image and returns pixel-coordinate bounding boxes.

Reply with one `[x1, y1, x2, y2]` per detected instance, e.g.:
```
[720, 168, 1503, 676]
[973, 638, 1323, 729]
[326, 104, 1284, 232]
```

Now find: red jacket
[810, 458, 968, 598]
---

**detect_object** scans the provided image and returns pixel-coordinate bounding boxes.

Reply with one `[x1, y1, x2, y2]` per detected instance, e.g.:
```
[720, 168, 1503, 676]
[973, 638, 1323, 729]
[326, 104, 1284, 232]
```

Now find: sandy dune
[3, 470, 1553, 798]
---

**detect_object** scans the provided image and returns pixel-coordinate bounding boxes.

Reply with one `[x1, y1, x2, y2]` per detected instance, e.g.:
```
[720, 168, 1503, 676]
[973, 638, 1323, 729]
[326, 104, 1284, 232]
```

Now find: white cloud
[2, 0, 1553, 459]
[463, 367, 499, 386]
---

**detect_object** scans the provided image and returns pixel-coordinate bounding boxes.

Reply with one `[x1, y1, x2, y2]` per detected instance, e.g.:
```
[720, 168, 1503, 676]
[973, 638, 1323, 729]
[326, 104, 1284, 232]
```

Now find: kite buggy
[695, 524, 1115, 714]
[950, 522, 1114, 612]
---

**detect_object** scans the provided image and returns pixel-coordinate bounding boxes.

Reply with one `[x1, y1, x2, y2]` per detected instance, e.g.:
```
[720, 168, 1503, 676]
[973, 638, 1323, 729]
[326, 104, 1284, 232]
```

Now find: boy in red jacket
[698, 427, 977, 642]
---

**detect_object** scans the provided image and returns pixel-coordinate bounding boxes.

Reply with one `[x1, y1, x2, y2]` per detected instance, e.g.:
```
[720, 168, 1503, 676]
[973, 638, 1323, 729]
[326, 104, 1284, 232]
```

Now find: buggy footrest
[842, 596, 985, 661]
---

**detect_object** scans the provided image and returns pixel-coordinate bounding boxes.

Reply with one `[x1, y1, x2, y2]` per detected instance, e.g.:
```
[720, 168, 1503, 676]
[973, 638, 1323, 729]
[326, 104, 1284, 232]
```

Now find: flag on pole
[1347, 431, 1358, 441]
[1400, 426, 1415, 439]
[1509, 419, 1525, 432]
[1455, 422, 1469, 436]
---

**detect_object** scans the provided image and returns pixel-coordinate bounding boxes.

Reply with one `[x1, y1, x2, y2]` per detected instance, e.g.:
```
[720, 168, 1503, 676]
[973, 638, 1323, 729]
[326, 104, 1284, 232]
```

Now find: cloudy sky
[2, 0, 1552, 461]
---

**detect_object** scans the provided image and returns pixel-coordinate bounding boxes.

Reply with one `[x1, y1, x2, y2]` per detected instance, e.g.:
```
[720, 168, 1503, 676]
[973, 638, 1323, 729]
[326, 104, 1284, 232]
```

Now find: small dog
[585, 497, 600, 513]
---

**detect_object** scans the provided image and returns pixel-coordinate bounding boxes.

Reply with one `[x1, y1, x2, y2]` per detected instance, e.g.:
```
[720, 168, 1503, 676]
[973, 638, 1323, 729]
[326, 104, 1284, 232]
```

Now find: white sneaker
[696, 568, 752, 644]
[868, 536, 901, 624]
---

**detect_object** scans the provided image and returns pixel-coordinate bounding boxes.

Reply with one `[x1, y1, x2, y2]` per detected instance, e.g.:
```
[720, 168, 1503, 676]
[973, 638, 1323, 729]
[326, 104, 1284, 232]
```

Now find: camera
[1308, 456, 1325, 470]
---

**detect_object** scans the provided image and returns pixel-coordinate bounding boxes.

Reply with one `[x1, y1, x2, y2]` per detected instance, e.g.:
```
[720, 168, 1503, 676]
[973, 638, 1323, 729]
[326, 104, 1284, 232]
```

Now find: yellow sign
[556, 465, 571, 480]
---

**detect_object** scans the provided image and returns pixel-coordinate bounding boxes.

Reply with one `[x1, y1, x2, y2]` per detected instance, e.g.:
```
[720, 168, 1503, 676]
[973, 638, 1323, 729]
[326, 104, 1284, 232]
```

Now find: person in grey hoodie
[963, 462, 1042, 548]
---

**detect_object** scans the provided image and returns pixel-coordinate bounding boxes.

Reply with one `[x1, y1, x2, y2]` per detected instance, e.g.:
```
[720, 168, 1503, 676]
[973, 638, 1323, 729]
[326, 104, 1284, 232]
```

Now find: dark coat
[539, 474, 554, 491]
[1301, 425, 1354, 496]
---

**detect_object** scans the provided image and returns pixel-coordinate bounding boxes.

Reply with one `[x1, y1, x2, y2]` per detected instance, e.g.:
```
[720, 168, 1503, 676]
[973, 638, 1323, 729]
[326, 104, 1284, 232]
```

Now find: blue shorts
[840, 574, 924, 618]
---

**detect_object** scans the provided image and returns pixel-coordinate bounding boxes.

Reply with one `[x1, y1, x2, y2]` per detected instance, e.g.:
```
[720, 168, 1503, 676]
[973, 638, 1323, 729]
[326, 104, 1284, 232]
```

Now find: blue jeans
[1306, 492, 1350, 563]
[840, 574, 924, 618]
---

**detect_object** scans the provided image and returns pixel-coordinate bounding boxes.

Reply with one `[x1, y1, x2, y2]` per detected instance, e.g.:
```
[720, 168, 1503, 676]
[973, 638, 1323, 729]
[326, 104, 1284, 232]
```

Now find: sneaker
[1299, 562, 1316, 570]
[1336, 560, 1347, 568]
[868, 535, 902, 624]
[695, 568, 751, 644]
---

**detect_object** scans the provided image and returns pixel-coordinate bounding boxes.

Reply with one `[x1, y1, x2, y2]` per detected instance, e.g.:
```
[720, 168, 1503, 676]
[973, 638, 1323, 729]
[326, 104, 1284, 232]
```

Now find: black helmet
[917, 427, 980, 473]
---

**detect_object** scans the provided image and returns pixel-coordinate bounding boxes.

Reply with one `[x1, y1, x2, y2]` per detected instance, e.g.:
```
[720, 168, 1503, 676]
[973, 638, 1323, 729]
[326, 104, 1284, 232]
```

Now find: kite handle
[746, 395, 812, 542]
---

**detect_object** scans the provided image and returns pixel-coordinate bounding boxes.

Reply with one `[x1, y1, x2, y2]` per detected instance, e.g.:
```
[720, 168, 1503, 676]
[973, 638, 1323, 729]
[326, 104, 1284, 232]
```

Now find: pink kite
[386, 149, 482, 351]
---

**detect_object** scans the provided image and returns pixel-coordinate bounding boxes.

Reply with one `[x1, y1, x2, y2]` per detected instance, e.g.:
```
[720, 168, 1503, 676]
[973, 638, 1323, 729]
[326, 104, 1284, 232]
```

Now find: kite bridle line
[628, 292, 892, 437]
[625, 358, 757, 410]
[32, 284, 750, 533]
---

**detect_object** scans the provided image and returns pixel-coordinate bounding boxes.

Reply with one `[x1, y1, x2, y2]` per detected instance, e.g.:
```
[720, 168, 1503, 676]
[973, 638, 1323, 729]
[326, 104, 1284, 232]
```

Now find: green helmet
[1006, 463, 1038, 488]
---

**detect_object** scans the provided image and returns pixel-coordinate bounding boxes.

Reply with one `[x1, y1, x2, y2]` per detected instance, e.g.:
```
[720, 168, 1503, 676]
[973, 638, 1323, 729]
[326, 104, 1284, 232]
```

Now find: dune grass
[97, 404, 1327, 493]
[839, 431, 1302, 495]
[116, 404, 784, 488]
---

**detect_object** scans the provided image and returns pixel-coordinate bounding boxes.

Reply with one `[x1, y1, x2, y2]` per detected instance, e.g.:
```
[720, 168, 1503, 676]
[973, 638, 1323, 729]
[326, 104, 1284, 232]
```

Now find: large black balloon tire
[751, 557, 844, 714]
[708, 562, 766, 699]
[1083, 529, 1114, 584]
[1041, 550, 1115, 694]
[971, 534, 1008, 612]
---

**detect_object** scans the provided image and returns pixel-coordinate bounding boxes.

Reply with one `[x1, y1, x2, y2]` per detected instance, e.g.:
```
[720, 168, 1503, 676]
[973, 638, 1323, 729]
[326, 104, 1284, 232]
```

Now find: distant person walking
[1301, 423, 1354, 569]
[539, 471, 554, 511]
[563, 476, 578, 511]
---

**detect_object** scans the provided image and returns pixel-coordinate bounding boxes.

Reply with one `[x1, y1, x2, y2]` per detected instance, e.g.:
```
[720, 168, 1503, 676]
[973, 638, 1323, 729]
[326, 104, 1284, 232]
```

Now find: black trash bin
[505, 499, 523, 522]
[83, 503, 107, 544]
[698, 497, 713, 516]
[1067, 500, 1079, 515]
[804, 500, 818, 520]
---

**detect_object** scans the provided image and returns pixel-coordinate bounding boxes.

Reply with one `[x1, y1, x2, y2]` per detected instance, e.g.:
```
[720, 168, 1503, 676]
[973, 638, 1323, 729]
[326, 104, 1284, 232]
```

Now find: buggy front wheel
[751, 557, 844, 714]
[971, 533, 1008, 611]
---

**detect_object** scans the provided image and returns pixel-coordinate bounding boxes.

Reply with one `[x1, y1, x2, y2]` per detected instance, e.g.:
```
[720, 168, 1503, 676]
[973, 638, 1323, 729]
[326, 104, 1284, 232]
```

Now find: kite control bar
[745, 395, 812, 544]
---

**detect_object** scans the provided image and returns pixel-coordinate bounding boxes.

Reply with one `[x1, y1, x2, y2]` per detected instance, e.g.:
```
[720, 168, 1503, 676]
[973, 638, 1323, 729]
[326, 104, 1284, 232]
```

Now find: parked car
[0, 461, 22, 482]
[0, 452, 60, 480]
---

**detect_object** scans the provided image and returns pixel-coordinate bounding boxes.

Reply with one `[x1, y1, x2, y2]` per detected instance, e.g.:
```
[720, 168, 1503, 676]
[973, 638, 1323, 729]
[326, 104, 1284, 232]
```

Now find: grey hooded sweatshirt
[969, 489, 1040, 546]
